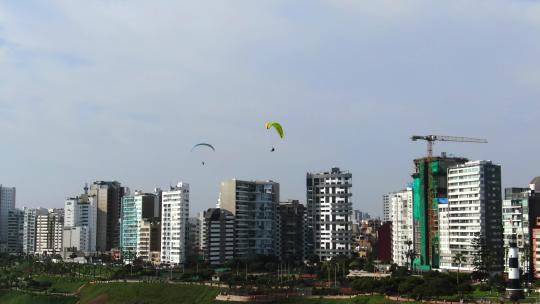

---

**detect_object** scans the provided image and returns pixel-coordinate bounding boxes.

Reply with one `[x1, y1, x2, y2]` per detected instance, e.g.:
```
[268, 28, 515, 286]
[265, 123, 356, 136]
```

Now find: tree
[398, 276, 424, 295]
[471, 233, 493, 280]
[452, 252, 467, 286]
[404, 240, 416, 273]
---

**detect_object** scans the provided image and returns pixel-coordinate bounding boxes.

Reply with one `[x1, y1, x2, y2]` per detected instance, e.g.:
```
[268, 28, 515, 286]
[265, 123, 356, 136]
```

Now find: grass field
[0, 290, 77, 304]
[79, 282, 221, 304]
[282, 295, 420, 304]
[33, 275, 88, 293]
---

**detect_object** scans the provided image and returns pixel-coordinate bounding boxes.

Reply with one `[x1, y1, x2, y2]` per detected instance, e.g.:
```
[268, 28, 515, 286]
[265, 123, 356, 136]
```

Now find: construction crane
[410, 134, 487, 270]
[411, 135, 487, 158]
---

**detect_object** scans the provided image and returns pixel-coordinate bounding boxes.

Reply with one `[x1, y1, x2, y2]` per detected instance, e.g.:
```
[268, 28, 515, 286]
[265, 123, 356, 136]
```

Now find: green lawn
[0, 290, 77, 304]
[282, 295, 420, 304]
[33, 275, 87, 293]
[79, 282, 221, 304]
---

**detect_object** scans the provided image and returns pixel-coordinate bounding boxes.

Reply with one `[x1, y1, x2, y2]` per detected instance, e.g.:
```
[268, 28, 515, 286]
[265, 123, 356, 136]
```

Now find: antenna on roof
[84, 183, 89, 194]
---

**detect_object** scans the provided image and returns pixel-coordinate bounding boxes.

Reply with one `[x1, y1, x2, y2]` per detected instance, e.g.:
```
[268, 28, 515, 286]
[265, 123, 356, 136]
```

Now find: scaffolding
[412, 156, 468, 271]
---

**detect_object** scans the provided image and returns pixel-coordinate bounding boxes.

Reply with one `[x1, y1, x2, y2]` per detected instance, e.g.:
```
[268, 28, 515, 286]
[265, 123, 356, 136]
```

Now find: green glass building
[120, 192, 158, 263]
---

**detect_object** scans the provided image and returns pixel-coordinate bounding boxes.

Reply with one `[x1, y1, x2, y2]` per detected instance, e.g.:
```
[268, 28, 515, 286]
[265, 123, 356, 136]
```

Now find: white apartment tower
[390, 188, 413, 267]
[502, 187, 530, 274]
[306, 167, 353, 260]
[63, 195, 97, 253]
[160, 182, 189, 266]
[35, 209, 64, 256]
[23, 208, 48, 254]
[383, 194, 391, 223]
[439, 160, 503, 272]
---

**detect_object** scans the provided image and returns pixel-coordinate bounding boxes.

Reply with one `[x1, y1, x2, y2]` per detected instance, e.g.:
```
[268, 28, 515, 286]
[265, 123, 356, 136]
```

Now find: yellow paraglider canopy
[265, 122, 284, 138]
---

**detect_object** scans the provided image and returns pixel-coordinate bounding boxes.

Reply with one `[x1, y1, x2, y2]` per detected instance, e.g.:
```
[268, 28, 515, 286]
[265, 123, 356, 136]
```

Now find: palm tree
[452, 252, 467, 286]
[404, 240, 416, 273]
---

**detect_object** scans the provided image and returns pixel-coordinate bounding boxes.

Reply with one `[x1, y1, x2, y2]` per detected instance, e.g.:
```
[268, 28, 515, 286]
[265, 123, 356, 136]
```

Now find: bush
[398, 276, 424, 295]
[478, 284, 491, 291]
[457, 283, 473, 294]
[377, 277, 402, 295]
[352, 278, 379, 293]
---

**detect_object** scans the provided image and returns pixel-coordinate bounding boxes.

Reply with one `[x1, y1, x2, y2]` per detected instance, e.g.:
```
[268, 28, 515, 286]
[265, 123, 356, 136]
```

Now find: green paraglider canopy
[265, 122, 284, 138]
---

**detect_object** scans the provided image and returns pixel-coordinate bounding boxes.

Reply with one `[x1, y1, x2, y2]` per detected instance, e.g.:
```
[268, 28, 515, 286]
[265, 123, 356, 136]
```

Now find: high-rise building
[439, 160, 503, 272]
[202, 208, 235, 265]
[35, 209, 64, 256]
[502, 187, 530, 274]
[160, 183, 189, 266]
[186, 217, 201, 261]
[377, 221, 392, 263]
[119, 192, 159, 263]
[138, 218, 161, 264]
[353, 210, 371, 224]
[23, 207, 48, 254]
[7, 208, 24, 253]
[88, 181, 126, 252]
[390, 188, 413, 267]
[523, 177, 540, 278]
[383, 194, 391, 223]
[277, 200, 305, 262]
[306, 167, 353, 261]
[219, 179, 279, 258]
[412, 155, 468, 271]
[63, 194, 97, 253]
[0, 185, 16, 247]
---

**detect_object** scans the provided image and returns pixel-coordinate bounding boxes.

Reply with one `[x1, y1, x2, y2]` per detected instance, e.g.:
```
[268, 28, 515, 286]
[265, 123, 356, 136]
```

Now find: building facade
[23, 208, 47, 254]
[383, 194, 391, 223]
[502, 188, 530, 274]
[0, 185, 16, 248]
[202, 208, 235, 265]
[35, 209, 64, 256]
[88, 181, 126, 252]
[412, 155, 468, 271]
[120, 192, 159, 263]
[219, 179, 279, 258]
[390, 188, 414, 267]
[7, 208, 24, 253]
[525, 177, 540, 278]
[138, 218, 161, 264]
[186, 217, 201, 261]
[277, 200, 305, 262]
[353, 210, 370, 224]
[306, 167, 353, 260]
[439, 160, 503, 272]
[63, 194, 97, 253]
[377, 221, 392, 262]
[160, 183, 189, 266]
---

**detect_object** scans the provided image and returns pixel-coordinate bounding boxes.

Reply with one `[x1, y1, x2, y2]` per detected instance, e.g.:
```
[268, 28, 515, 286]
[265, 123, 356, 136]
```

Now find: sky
[1, 0, 540, 217]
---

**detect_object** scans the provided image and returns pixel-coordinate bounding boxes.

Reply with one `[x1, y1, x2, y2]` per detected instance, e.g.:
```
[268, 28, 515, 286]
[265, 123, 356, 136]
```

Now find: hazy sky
[1, 1, 540, 216]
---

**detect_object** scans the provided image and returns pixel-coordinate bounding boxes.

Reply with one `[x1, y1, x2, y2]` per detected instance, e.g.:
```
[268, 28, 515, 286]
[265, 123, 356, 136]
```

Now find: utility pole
[334, 265, 337, 287]
[327, 264, 331, 287]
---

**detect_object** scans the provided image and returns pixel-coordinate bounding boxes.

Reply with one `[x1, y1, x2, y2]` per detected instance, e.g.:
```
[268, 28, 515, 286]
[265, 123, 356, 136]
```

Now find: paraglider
[191, 143, 215, 152]
[265, 122, 284, 152]
[191, 143, 215, 165]
[265, 122, 284, 138]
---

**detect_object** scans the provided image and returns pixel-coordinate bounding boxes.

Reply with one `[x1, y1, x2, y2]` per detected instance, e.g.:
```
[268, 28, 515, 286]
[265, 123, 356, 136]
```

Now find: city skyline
[1, 1, 540, 216]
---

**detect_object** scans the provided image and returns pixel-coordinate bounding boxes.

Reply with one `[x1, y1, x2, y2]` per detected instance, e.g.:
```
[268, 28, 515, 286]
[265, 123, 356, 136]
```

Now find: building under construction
[412, 154, 468, 271]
